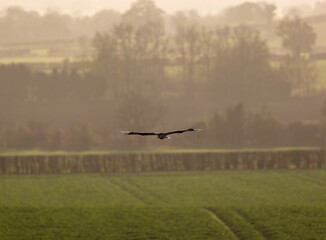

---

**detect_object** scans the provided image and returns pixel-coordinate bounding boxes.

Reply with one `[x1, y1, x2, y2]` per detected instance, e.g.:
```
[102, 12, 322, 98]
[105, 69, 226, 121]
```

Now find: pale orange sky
[0, 0, 317, 15]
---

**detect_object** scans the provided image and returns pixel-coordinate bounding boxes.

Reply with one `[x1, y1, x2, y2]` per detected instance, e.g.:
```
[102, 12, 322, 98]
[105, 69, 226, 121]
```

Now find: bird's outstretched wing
[121, 131, 157, 136]
[165, 128, 202, 136]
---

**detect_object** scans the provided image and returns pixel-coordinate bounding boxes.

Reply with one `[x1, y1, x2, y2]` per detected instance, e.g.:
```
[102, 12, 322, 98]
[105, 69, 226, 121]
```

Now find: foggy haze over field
[1, 0, 326, 150]
[0, 0, 319, 15]
[0, 2, 325, 239]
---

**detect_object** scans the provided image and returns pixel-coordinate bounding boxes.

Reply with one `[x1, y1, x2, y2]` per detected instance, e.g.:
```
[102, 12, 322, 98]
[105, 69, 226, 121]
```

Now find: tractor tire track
[294, 174, 326, 187]
[121, 177, 170, 205]
[202, 208, 240, 240]
[234, 208, 283, 240]
[109, 178, 153, 205]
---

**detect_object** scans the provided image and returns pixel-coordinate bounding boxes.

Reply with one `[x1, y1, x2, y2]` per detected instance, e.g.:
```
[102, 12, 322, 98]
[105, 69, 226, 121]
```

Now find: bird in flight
[122, 128, 202, 140]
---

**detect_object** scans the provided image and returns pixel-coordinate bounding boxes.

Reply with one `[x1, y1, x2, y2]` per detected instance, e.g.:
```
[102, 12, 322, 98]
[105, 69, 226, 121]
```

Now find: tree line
[0, 6, 121, 43]
[0, 103, 323, 150]
[1, 1, 326, 44]
[0, 0, 325, 150]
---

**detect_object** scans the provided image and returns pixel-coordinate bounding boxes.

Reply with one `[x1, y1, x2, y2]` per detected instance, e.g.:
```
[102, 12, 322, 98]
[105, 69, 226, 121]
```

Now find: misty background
[0, 0, 320, 15]
[1, 0, 326, 150]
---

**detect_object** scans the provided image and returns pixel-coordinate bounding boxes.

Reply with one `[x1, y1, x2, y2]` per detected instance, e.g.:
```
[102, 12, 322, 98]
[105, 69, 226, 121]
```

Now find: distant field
[0, 56, 77, 64]
[0, 170, 325, 239]
[270, 59, 326, 90]
[1, 54, 326, 91]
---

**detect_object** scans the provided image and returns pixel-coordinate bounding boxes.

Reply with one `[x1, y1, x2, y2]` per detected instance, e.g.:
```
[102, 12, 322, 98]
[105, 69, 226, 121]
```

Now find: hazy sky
[0, 0, 317, 15]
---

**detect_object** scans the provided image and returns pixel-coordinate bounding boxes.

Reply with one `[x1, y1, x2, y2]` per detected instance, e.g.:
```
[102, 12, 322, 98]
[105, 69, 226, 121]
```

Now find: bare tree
[276, 16, 316, 59]
[211, 26, 273, 103]
[173, 24, 202, 96]
[276, 16, 317, 93]
[221, 2, 276, 27]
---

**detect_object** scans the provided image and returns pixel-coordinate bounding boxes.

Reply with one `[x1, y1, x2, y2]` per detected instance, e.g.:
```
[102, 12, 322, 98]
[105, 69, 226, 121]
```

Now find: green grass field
[0, 170, 325, 239]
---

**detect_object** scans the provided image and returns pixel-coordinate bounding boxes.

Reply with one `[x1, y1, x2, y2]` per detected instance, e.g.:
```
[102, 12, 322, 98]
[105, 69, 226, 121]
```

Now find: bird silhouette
[122, 128, 202, 140]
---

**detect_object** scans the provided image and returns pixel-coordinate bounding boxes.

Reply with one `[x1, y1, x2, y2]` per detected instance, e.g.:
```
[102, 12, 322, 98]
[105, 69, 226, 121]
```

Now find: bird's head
[121, 130, 131, 135]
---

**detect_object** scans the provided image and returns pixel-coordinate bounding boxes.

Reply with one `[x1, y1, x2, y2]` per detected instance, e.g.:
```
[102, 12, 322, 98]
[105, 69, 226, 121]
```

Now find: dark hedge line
[0, 149, 325, 175]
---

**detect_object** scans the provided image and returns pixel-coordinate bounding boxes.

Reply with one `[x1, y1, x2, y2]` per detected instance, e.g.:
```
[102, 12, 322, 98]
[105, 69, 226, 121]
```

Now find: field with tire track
[0, 170, 325, 239]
